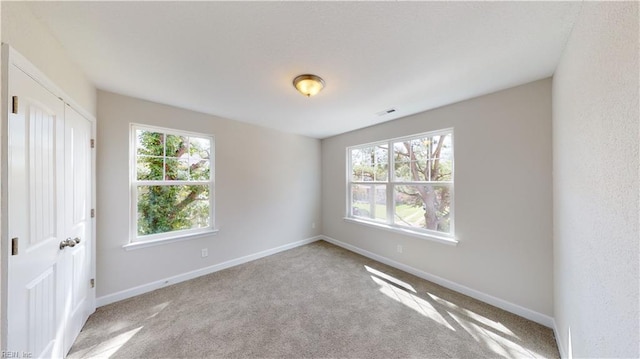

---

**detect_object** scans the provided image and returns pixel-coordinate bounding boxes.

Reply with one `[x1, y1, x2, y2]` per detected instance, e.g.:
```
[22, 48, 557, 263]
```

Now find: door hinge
[90, 139, 95, 148]
[12, 96, 18, 114]
[91, 209, 95, 218]
[11, 238, 18, 255]
[90, 278, 95, 288]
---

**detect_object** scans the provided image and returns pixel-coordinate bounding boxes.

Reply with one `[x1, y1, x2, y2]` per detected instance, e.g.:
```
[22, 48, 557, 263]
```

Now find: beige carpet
[69, 240, 559, 358]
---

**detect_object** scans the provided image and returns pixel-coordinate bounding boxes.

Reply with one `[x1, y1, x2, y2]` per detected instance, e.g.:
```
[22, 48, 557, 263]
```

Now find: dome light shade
[293, 74, 325, 97]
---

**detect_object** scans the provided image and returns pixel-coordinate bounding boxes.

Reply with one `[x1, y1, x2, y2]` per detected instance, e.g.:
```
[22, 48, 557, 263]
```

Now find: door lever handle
[60, 237, 80, 250]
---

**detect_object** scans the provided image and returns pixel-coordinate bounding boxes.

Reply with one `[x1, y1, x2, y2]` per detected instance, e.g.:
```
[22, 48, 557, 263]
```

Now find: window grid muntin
[135, 129, 211, 182]
[347, 129, 454, 238]
[131, 124, 215, 242]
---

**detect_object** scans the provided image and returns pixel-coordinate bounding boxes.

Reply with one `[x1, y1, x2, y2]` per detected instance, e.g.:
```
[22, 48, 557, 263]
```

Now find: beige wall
[1, 2, 96, 116]
[322, 79, 554, 319]
[552, 2, 639, 358]
[97, 91, 322, 298]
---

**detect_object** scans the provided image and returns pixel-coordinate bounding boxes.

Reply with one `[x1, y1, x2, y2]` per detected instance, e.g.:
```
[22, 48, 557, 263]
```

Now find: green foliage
[137, 185, 209, 235]
[135, 130, 211, 236]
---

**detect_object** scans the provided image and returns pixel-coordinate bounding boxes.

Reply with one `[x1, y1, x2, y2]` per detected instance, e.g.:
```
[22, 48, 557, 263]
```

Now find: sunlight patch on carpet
[427, 292, 518, 339]
[146, 301, 171, 319]
[448, 312, 550, 359]
[76, 326, 143, 358]
[371, 275, 455, 331]
[365, 265, 417, 293]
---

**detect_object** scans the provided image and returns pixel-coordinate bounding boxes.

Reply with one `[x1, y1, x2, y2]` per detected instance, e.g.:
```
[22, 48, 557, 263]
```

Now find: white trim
[131, 123, 213, 140]
[343, 217, 458, 245]
[320, 235, 554, 328]
[553, 319, 568, 358]
[122, 229, 219, 251]
[97, 236, 322, 307]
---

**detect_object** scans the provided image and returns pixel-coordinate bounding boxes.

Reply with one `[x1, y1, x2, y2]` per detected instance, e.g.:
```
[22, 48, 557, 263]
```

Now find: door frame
[0, 44, 97, 352]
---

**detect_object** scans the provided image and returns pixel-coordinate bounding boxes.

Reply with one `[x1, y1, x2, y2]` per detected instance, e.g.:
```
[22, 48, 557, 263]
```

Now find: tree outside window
[132, 125, 214, 241]
[348, 129, 454, 238]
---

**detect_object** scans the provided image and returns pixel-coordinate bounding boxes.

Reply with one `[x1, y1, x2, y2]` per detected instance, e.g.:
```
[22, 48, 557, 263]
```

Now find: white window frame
[345, 128, 456, 245]
[127, 123, 217, 249]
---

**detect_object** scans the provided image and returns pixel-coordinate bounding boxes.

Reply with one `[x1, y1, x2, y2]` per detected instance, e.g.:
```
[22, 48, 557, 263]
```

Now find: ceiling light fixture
[293, 74, 325, 97]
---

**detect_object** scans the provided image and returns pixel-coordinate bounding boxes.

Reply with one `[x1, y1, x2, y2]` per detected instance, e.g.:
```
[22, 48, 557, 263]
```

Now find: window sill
[343, 217, 458, 246]
[123, 229, 219, 251]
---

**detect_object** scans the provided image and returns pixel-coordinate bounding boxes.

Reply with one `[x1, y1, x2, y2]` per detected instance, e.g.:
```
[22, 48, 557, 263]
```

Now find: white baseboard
[320, 235, 554, 328]
[96, 236, 322, 307]
[553, 319, 567, 358]
[97, 234, 555, 330]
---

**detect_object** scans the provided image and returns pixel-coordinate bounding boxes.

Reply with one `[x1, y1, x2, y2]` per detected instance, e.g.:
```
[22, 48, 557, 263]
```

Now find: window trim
[345, 128, 456, 244]
[128, 123, 216, 245]
[122, 228, 219, 251]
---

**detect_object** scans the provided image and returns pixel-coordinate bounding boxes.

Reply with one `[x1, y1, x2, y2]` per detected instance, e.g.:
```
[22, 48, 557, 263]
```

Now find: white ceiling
[27, 1, 582, 139]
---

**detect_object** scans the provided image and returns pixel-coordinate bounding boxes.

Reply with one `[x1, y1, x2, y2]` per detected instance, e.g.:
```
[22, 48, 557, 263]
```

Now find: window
[347, 129, 454, 242]
[130, 124, 214, 243]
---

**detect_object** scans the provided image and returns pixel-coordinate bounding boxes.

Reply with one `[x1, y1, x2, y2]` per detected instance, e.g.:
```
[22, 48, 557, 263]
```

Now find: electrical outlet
[201, 248, 208, 258]
[312, 222, 316, 229]
[397, 245, 403, 253]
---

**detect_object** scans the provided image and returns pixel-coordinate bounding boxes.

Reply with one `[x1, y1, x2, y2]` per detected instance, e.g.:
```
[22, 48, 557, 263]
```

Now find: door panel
[28, 103, 57, 247]
[62, 105, 93, 353]
[26, 267, 56, 356]
[7, 64, 65, 358]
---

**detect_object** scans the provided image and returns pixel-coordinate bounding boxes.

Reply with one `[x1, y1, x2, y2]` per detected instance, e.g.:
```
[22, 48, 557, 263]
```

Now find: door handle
[59, 237, 80, 250]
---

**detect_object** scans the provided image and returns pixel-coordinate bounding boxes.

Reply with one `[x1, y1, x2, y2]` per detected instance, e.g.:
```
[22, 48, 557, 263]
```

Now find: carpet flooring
[68, 240, 559, 358]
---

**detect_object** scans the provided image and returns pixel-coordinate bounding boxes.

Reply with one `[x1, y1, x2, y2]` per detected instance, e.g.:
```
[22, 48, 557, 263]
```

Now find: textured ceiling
[27, 1, 581, 139]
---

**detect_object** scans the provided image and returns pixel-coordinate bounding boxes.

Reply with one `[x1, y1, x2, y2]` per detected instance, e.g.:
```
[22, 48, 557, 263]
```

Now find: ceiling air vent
[376, 108, 397, 116]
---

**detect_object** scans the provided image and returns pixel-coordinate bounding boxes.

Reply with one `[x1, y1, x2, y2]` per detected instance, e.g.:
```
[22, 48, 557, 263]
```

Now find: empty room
[0, 1, 638, 358]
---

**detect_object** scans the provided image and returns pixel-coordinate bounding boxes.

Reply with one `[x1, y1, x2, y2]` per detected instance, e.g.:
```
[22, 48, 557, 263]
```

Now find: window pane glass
[137, 156, 163, 180]
[429, 134, 453, 181]
[351, 145, 387, 181]
[394, 185, 451, 234]
[190, 160, 210, 180]
[412, 138, 430, 181]
[393, 141, 413, 181]
[351, 148, 366, 181]
[136, 130, 164, 156]
[412, 138, 429, 160]
[137, 185, 210, 236]
[165, 134, 188, 158]
[432, 134, 452, 160]
[189, 137, 211, 160]
[351, 184, 387, 222]
[374, 144, 388, 181]
[394, 161, 412, 181]
[165, 159, 189, 180]
[431, 159, 452, 181]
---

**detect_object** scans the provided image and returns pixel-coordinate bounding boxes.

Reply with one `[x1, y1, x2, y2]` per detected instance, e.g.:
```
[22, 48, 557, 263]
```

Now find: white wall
[552, 2, 639, 358]
[97, 91, 322, 298]
[1, 2, 96, 116]
[322, 79, 554, 320]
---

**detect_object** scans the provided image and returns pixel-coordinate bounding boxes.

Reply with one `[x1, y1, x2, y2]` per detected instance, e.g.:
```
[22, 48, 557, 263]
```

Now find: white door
[6, 61, 94, 357]
[7, 63, 66, 358]
[61, 105, 93, 354]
